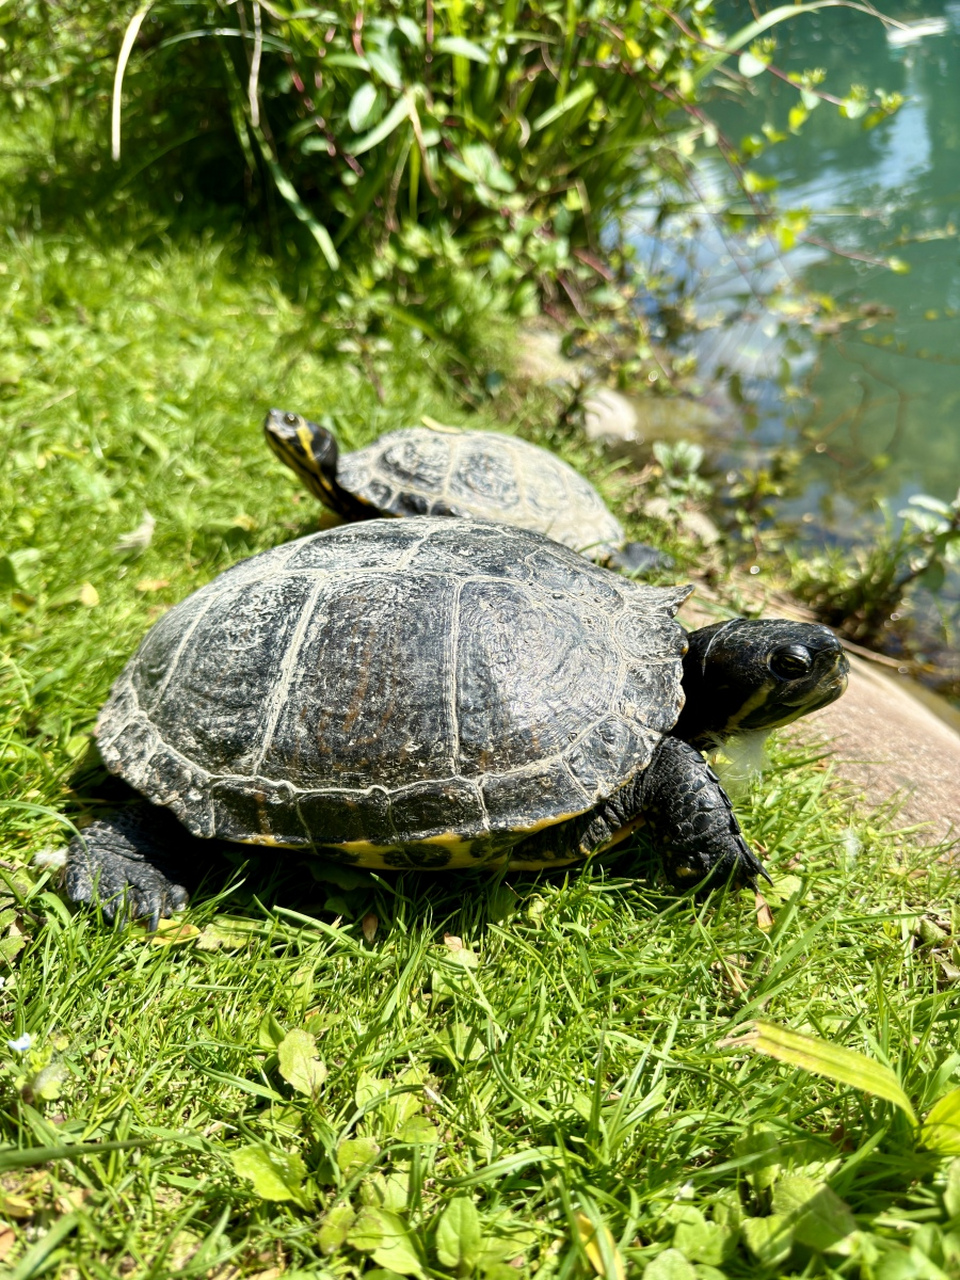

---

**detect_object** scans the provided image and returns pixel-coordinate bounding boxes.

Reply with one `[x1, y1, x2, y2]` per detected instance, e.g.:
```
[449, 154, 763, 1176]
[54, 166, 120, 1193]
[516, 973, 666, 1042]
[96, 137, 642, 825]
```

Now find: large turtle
[66, 518, 848, 925]
[264, 410, 669, 574]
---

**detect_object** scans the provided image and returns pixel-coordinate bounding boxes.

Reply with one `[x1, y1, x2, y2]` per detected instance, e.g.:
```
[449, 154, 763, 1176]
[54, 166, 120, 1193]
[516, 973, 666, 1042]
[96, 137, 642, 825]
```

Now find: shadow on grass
[1, 77, 322, 285]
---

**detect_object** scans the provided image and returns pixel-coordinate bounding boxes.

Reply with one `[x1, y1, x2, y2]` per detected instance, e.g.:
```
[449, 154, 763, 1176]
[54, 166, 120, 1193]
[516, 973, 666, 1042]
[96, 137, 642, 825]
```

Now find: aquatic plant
[789, 490, 960, 645]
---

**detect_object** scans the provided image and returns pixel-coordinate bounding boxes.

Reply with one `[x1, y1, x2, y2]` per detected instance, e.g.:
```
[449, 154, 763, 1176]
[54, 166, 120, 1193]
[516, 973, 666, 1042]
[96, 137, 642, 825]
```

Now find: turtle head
[264, 409, 340, 506]
[674, 618, 849, 748]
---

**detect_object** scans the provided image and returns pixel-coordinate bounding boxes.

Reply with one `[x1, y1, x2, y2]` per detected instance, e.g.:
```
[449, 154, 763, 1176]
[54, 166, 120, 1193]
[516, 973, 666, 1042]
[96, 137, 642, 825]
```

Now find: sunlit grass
[1, 122, 960, 1280]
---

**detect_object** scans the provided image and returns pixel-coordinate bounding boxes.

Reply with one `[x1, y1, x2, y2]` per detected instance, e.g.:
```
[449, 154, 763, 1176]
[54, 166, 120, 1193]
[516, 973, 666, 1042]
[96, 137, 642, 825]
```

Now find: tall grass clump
[5, 4, 904, 345]
[75, 2, 725, 305]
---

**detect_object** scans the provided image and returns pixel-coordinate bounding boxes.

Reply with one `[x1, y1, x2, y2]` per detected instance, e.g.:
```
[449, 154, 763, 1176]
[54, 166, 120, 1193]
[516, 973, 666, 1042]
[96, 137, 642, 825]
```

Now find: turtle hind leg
[65, 801, 198, 928]
[604, 542, 675, 576]
[640, 737, 770, 892]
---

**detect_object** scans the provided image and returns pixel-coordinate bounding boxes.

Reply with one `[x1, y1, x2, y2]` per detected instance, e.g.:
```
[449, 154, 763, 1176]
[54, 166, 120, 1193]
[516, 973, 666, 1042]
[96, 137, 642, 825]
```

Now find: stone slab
[802, 655, 960, 847]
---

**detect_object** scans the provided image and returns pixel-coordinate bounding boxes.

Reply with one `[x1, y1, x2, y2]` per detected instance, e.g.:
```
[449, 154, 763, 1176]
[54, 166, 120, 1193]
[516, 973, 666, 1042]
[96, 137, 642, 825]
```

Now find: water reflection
[632, 0, 960, 518]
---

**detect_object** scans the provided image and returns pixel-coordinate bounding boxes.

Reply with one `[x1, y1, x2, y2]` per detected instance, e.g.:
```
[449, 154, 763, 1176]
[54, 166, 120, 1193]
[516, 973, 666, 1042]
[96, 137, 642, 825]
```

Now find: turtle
[65, 517, 848, 926]
[264, 409, 670, 574]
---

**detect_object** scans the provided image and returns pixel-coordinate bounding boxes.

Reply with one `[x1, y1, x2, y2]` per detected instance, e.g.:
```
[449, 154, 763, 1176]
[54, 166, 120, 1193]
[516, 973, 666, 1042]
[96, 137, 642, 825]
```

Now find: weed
[790, 492, 960, 646]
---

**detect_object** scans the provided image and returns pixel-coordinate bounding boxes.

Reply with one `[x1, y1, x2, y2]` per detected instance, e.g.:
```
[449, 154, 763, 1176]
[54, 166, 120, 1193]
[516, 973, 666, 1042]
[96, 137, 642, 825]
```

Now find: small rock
[632, 395, 725, 441]
[583, 386, 640, 443]
[678, 508, 722, 546]
[644, 498, 721, 546]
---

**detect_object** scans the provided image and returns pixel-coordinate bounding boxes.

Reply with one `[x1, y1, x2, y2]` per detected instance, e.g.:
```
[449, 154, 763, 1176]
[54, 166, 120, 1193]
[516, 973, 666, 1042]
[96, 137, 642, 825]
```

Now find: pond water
[629, 1, 960, 575]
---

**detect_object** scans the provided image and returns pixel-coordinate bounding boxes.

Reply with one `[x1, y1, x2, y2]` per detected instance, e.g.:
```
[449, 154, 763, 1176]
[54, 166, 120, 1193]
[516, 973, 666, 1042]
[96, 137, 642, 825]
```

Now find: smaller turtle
[264, 409, 669, 574]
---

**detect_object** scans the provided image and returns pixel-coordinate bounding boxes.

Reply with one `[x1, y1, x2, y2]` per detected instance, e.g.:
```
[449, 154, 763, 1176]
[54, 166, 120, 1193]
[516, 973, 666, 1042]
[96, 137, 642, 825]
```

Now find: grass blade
[351, 95, 412, 156]
[0, 1139, 151, 1173]
[434, 36, 490, 63]
[253, 127, 340, 269]
[732, 1021, 918, 1124]
[920, 1087, 960, 1154]
[532, 79, 596, 132]
[9, 1212, 79, 1280]
[112, 3, 155, 161]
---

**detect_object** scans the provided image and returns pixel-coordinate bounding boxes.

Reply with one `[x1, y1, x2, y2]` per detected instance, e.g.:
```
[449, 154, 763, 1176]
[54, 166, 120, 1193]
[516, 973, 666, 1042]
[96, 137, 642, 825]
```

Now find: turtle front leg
[65, 802, 195, 928]
[538, 737, 768, 890]
[639, 737, 770, 891]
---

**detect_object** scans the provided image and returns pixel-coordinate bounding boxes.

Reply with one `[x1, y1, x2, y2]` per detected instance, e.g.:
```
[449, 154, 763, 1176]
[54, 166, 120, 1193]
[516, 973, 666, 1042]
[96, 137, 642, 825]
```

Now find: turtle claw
[641, 738, 773, 896]
[737, 844, 772, 890]
[710, 842, 771, 894]
[64, 803, 192, 925]
[66, 846, 188, 927]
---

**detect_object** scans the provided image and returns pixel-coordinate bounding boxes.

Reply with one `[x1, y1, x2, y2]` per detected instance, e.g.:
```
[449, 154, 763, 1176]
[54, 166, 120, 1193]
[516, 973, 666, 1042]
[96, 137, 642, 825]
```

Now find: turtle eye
[769, 644, 813, 680]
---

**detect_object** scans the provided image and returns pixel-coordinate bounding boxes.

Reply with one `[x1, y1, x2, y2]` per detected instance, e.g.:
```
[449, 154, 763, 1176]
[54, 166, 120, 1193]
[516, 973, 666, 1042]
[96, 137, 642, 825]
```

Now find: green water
[677, 1, 960, 525]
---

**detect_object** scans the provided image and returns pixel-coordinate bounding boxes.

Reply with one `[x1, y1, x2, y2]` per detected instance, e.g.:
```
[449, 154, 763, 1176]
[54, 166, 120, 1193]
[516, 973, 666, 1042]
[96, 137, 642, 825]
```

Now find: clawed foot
[65, 804, 194, 929]
[663, 839, 772, 895]
[641, 737, 772, 895]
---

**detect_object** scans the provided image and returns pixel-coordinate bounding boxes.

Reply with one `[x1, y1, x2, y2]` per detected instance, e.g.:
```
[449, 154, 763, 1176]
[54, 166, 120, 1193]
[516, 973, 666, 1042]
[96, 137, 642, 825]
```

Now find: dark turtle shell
[97, 519, 690, 867]
[338, 425, 626, 561]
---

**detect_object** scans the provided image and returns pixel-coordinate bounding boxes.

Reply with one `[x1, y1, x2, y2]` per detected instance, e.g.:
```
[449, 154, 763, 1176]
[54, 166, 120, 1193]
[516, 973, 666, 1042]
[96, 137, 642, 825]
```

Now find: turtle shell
[338, 425, 626, 561]
[97, 519, 691, 867]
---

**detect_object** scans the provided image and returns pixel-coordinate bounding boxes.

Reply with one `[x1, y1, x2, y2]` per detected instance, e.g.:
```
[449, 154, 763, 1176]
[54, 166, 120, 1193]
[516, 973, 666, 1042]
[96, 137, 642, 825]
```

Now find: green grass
[2, 131, 960, 1280]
